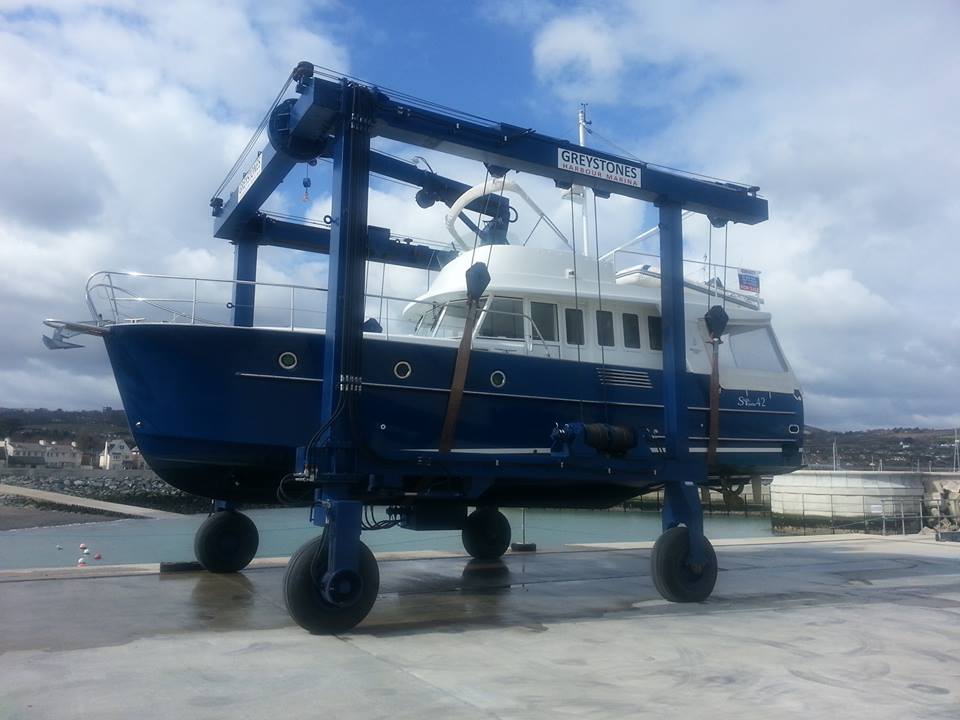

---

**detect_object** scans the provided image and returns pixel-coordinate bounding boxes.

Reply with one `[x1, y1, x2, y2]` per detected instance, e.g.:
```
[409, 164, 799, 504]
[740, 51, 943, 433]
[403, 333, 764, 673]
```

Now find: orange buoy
[94, 553, 102, 560]
[79, 543, 88, 550]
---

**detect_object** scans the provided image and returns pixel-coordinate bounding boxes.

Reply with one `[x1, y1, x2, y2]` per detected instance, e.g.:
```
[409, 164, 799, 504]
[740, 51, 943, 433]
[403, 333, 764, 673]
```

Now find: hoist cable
[593, 191, 610, 423]
[707, 220, 714, 304]
[568, 191, 585, 421]
[213, 75, 295, 200]
[723, 224, 729, 311]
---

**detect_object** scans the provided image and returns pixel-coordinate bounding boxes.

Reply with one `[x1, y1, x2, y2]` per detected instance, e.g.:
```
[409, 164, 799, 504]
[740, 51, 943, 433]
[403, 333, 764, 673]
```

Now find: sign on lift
[558, 148, 641, 188]
[237, 152, 263, 203]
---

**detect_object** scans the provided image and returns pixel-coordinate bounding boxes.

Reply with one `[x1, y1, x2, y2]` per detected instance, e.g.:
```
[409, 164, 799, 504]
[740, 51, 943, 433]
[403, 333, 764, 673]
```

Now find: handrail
[81, 271, 557, 359]
[616, 262, 763, 311]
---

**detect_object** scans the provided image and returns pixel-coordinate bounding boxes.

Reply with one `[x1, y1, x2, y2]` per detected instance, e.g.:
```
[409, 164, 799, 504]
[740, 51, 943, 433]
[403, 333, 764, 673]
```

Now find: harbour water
[0, 507, 771, 571]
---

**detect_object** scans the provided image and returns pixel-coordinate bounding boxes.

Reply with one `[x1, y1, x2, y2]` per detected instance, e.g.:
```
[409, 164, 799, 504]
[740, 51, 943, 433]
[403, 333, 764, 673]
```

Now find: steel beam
[244, 216, 456, 270]
[658, 201, 687, 460]
[318, 82, 372, 481]
[231, 241, 257, 327]
[287, 76, 767, 225]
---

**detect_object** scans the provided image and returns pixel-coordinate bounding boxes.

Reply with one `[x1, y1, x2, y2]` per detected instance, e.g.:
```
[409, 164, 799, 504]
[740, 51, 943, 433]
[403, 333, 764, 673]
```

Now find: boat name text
[737, 396, 767, 408]
[558, 149, 641, 187]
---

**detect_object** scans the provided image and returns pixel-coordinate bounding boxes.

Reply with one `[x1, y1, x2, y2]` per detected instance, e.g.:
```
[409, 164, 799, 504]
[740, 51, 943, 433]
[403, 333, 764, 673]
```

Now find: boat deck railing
[83, 271, 557, 357]
[85, 271, 330, 330]
[612, 249, 763, 311]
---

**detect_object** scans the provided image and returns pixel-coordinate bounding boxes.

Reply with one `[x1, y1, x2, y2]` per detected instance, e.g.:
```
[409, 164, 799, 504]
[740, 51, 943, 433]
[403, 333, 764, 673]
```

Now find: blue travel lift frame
[211, 62, 768, 631]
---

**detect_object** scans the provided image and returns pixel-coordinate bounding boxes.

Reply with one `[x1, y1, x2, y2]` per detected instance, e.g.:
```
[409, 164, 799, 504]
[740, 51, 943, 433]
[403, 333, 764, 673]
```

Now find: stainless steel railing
[81, 271, 557, 357]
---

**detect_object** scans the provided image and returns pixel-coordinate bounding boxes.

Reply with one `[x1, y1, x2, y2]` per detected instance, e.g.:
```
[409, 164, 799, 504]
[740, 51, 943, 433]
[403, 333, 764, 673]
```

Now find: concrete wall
[770, 470, 959, 534]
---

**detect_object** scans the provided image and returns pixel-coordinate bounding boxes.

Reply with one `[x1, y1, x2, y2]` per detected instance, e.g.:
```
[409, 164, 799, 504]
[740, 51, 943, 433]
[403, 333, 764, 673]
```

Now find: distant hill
[804, 426, 958, 471]
[0, 407, 131, 452]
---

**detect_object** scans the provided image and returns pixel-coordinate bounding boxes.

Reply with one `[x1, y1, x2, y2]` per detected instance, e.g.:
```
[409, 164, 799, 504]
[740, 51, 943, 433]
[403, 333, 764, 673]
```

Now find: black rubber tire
[194, 510, 259, 573]
[462, 508, 511, 560]
[284, 534, 380, 634]
[650, 526, 718, 603]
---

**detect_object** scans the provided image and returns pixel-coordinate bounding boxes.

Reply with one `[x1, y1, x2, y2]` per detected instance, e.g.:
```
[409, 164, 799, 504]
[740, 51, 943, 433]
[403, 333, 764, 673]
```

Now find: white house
[3, 438, 46, 468]
[39, 440, 82, 468]
[100, 439, 134, 469]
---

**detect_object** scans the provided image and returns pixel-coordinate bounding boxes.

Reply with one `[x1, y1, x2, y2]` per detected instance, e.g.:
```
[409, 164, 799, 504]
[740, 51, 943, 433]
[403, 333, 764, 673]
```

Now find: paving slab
[1, 535, 959, 719]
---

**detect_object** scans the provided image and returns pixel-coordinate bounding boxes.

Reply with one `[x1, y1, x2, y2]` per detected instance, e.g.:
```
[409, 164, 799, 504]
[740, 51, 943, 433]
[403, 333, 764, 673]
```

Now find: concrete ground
[1, 535, 958, 719]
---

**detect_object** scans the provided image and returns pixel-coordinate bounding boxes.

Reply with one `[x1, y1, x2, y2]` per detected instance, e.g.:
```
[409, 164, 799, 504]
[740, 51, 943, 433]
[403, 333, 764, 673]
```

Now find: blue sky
[0, 0, 958, 429]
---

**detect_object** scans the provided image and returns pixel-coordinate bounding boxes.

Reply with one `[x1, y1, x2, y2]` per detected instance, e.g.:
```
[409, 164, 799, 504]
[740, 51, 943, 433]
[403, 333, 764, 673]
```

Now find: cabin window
[718, 325, 787, 373]
[434, 298, 485, 339]
[479, 297, 524, 340]
[648, 316, 663, 351]
[564, 308, 584, 345]
[622, 313, 641, 348]
[415, 303, 443, 336]
[596, 310, 614, 347]
[530, 301, 558, 342]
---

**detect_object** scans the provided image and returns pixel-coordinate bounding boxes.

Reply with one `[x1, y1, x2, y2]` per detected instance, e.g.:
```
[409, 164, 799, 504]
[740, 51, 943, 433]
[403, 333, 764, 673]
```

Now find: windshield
[718, 324, 787, 372]
[415, 298, 487, 339]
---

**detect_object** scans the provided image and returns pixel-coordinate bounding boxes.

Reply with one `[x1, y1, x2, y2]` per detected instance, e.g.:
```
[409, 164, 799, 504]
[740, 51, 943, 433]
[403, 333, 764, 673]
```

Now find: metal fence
[770, 490, 960, 536]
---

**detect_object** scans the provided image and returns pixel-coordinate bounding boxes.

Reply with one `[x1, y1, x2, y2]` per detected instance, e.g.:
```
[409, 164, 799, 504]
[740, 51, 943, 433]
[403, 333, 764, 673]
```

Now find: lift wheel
[462, 508, 512, 561]
[284, 534, 380, 634]
[651, 526, 718, 602]
[194, 510, 259, 573]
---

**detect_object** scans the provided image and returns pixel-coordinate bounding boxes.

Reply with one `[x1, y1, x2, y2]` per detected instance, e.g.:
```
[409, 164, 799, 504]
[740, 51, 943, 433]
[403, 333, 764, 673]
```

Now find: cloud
[0, 0, 348, 409]
[2, 0, 956, 434]
[506, 0, 960, 429]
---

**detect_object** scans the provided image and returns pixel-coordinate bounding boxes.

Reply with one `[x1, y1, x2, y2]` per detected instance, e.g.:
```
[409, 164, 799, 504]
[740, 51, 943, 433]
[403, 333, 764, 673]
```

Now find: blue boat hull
[103, 324, 803, 505]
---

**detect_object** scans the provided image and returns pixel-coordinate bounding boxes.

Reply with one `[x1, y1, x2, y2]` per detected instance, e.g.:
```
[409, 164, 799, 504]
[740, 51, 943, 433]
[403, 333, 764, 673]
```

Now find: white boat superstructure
[403, 243, 797, 394]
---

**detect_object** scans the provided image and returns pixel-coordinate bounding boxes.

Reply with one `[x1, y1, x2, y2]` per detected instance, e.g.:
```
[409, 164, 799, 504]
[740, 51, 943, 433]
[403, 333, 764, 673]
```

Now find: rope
[378, 263, 386, 325]
[592, 192, 606, 368]
[522, 214, 544, 246]
[482, 174, 510, 273]
[568, 191, 584, 421]
[593, 191, 610, 423]
[723, 223, 729, 311]
[468, 170, 491, 267]
[707, 220, 714, 304]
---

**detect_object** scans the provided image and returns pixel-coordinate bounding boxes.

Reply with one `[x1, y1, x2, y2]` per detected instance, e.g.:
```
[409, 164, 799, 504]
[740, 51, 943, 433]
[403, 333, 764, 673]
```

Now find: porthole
[278, 351, 298, 370]
[490, 370, 506, 388]
[394, 361, 412, 380]
[788, 424, 800, 435]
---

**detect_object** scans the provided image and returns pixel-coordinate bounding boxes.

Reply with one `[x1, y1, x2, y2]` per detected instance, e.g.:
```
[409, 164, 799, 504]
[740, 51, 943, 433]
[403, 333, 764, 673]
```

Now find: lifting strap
[438, 262, 490, 453]
[707, 338, 721, 465]
[704, 305, 729, 466]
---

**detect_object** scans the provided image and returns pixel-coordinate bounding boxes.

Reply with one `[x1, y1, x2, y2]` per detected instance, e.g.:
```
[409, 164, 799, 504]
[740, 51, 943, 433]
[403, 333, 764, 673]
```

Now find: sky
[0, 0, 958, 430]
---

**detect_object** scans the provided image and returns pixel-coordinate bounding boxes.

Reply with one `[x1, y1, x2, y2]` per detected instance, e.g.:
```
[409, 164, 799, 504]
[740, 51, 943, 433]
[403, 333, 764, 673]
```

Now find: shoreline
[0, 497, 131, 531]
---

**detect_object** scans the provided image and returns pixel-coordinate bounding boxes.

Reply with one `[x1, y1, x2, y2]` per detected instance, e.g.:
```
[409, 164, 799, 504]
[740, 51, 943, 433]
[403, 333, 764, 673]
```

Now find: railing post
[290, 286, 296, 330]
[107, 272, 121, 321]
[192, 278, 198, 324]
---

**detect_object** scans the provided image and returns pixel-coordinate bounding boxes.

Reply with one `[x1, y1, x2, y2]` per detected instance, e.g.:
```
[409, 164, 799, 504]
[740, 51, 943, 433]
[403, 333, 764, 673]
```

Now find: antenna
[577, 104, 592, 258]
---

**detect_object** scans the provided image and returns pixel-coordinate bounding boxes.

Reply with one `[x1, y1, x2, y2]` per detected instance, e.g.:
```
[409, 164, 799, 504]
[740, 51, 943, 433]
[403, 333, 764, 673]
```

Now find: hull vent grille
[596, 367, 653, 389]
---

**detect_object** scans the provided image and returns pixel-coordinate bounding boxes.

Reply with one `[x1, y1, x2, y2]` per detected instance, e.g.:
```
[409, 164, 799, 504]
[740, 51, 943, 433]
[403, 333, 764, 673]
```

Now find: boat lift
[210, 62, 769, 632]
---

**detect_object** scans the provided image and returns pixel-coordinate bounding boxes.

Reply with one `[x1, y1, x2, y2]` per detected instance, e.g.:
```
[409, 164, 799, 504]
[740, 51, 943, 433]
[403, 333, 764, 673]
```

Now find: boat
[45, 178, 802, 506]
